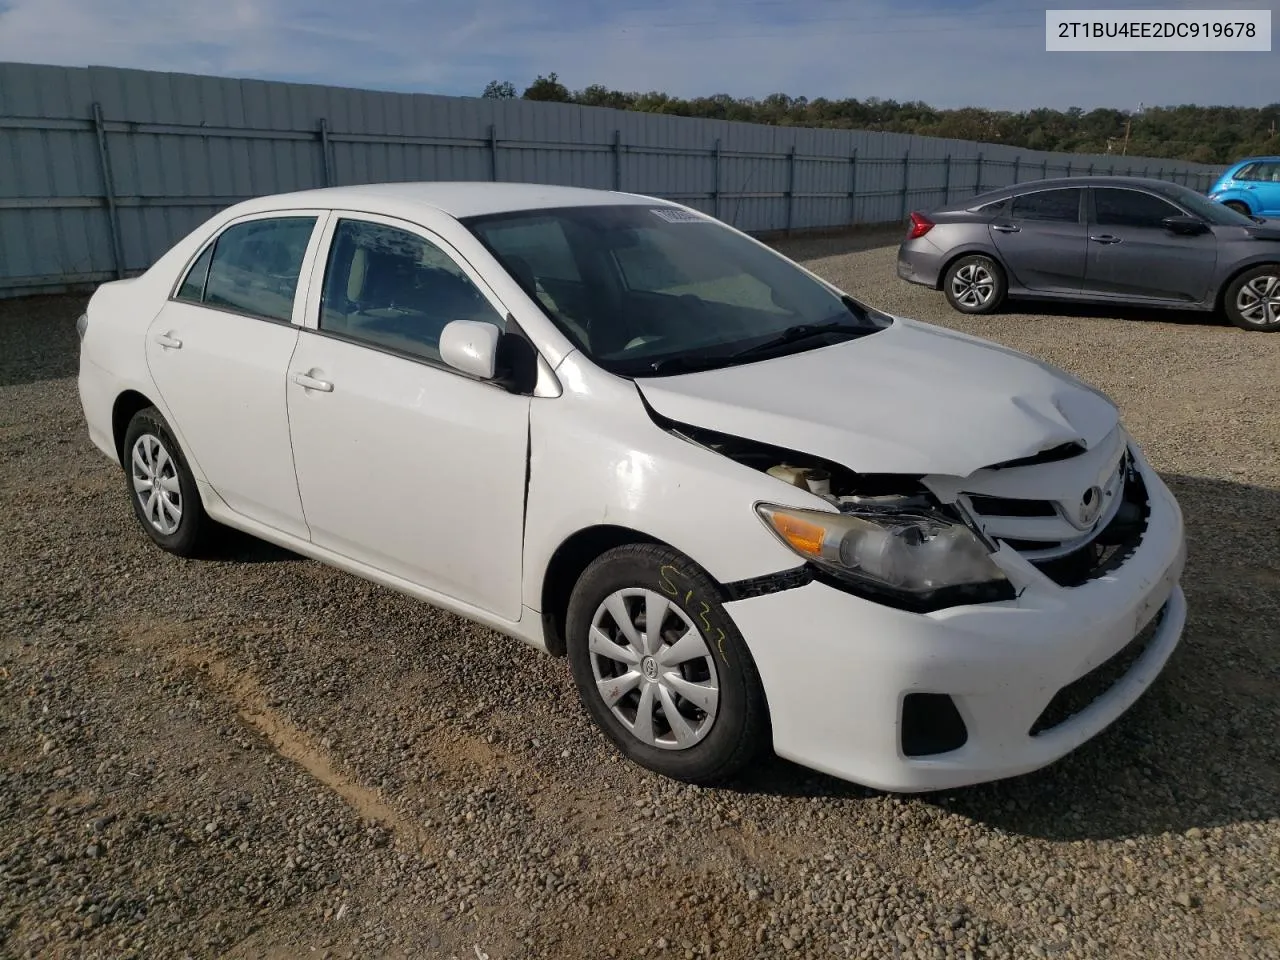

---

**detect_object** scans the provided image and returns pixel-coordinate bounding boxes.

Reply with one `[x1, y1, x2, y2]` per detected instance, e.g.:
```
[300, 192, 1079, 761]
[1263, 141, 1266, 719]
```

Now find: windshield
[1153, 181, 1256, 226]
[462, 204, 888, 376]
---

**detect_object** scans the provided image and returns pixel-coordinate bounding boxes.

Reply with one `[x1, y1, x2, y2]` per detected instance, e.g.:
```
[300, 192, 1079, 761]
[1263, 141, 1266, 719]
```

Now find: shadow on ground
[724, 473, 1280, 843]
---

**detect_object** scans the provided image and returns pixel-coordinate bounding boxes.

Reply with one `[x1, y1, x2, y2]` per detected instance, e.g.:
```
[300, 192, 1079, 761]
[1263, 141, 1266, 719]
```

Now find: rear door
[1237, 160, 1280, 217]
[987, 187, 1087, 293]
[144, 211, 326, 539]
[1083, 187, 1218, 303]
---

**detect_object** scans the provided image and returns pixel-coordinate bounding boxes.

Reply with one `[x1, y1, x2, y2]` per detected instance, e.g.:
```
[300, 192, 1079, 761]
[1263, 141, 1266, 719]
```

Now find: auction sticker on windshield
[1046, 9, 1271, 51]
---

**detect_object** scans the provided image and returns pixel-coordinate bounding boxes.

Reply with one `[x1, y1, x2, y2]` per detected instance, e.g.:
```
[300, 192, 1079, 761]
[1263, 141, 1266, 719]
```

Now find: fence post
[1156, 166, 1163, 181]
[1042, 158, 1049, 179]
[1088, 162, 1095, 176]
[975, 151, 984, 192]
[489, 124, 499, 181]
[900, 149, 910, 220]
[713, 138, 722, 220]
[1067, 161, 1073, 176]
[318, 118, 334, 187]
[613, 130, 622, 191]
[786, 145, 797, 234]
[91, 102, 126, 280]
[1013, 155, 1021, 183]
[943, 154, 952, 203]
[849, 149, 859, 225]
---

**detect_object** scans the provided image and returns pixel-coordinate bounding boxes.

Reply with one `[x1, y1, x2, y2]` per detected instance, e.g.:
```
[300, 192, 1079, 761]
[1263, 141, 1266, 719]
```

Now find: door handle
[991, 223, 1020, 233]
[1089, 235, 1122, 244]
[154, 332, 183, 349]
[291, 371, 334, 392]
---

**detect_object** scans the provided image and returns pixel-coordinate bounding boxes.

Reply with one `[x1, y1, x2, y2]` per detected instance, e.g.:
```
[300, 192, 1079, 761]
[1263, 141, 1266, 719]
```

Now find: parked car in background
[79, 182, 1187, 792]
[897, 176, 1280, 331]
[1207, 156, 1280, 218]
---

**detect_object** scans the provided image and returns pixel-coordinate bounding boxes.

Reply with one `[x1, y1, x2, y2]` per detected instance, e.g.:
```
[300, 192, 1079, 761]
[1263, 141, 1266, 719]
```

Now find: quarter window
[175, 216, 317, 322]
[319, 219, 504, 364]
[1093, 189, 1183, 228]
[1009, 189, 1081, 223]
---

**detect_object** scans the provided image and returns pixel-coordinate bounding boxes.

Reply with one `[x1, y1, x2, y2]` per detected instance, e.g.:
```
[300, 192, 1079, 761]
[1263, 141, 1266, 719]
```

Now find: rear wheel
[1223, 200, 1252, 217]
[942, 254, 1006, 314]
[122, 406, 213, 555]
[1224, 265, 1280, 332]
[565, 544, 769, 785]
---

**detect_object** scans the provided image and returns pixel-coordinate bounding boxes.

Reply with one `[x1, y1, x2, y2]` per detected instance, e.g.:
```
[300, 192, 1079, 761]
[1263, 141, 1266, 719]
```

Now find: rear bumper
[726, 458, 1187, 793]
[896, 241, 943, 287]
[78, 352, 120, 464]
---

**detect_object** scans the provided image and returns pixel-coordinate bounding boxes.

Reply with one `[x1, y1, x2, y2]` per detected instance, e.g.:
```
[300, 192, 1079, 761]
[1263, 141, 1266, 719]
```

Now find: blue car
[1208, 157, 1280, 218]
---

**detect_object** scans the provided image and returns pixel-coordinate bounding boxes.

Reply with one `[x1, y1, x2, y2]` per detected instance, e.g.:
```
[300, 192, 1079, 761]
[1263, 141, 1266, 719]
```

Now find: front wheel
[1223, 265, 1280, 332]
[565, 544, 770, 785]
[1223, 200, 1252, 217]
[942, 254, 1007, 314]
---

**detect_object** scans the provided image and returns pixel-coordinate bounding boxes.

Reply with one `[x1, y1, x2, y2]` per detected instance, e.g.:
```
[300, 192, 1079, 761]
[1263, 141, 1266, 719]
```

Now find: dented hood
[635, 318, 1120, 478]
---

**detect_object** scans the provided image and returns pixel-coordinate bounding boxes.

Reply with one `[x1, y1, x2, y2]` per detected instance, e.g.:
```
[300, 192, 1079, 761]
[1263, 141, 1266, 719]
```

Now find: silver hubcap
[588, 588, 720, 751]
[131, 433, 183, 535]
[951, 263, 995, 307]
[1236, 274, 1280, 326]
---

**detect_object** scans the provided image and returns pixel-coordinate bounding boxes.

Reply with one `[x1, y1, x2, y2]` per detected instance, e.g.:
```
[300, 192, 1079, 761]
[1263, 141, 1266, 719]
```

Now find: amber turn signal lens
[768, 511, 827, 556]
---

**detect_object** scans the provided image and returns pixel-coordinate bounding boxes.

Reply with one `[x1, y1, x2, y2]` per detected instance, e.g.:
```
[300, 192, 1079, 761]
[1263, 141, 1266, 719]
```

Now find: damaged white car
[77, 182, 1187, 791]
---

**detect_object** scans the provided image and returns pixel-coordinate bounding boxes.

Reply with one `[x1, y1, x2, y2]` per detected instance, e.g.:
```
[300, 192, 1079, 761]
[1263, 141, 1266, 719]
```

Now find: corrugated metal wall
[0, 61, 1226, 298]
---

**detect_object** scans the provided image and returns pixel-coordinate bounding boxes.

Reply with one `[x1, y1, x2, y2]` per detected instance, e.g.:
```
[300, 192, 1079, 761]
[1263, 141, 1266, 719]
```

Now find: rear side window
[1010, 189, 1081, 223]
[175, 217, 317, 322]
[1093, 189, 1182, 228]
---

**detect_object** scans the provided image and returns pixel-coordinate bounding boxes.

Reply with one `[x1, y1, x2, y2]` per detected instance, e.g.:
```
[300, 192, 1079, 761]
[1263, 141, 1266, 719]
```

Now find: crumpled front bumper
[724, 457, 1187, 792]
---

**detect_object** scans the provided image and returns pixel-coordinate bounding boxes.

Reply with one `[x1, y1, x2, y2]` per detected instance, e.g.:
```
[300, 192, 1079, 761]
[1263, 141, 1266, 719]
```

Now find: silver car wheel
[588, 588, 720, 751]
[131, 433, 183, 536]
[1235, 274, 1280, 327]
[951, 263, 996, 307]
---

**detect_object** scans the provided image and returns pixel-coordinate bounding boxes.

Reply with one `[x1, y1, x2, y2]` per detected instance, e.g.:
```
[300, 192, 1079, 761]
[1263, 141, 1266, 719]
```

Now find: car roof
[937, 175, 1196, 211]
[223, 181, 675, 220]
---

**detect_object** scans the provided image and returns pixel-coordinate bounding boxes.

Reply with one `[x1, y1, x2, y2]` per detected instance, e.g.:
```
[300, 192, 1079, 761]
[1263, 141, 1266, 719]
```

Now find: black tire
[1224, 200, 1252, 217]
[121, 406, 212, 556]
[1223, 264, 1280, 332]
[565, 543, 770, 785]
[942, 254, 1007, 314]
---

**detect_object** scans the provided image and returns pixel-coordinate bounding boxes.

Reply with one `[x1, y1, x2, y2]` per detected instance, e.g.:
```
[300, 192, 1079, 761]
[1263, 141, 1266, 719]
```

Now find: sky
[0, 0, 1276, 111]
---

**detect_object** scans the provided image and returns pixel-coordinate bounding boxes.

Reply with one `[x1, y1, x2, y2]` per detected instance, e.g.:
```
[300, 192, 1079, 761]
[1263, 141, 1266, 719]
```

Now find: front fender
[522, 353, 821, 613]
[1210, 190, 1257, 214]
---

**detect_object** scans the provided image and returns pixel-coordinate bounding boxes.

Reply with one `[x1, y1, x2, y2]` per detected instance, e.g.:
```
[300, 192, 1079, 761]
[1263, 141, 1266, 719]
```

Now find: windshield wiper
[726, 321, 871, 361]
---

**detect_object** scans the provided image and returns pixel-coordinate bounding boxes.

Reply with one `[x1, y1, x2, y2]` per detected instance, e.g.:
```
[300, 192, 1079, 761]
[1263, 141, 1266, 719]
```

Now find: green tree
[482, 80, 517, 100]
[522, 73, 572, 102]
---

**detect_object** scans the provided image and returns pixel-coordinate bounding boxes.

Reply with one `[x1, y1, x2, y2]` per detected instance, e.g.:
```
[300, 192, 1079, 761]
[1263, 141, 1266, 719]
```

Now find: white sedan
[76, 182, 1187, 791]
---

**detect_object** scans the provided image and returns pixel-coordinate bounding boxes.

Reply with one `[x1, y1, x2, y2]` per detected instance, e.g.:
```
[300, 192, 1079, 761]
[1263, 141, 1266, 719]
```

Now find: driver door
[285, 212, 531, 621]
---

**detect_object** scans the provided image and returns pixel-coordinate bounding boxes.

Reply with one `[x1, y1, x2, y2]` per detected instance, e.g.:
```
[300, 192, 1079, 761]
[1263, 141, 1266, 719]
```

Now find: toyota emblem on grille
[1072, 485, 1104, 529]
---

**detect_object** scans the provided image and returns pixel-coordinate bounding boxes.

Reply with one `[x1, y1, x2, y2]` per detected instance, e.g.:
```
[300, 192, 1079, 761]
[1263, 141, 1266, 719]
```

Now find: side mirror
[1161, 215, 1208, 235]
[439, 319, 500, 379]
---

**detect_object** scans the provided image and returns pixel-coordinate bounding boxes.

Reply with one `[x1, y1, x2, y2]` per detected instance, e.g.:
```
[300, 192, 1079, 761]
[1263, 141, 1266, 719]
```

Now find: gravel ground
[2, 232, 1278, 960]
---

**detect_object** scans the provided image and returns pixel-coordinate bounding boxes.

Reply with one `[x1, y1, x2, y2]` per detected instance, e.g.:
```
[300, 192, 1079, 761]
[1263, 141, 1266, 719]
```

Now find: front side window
[1093, 189, 1183, 228]
[319, 219, 504, 364]
[1151, 181, 1253, 225]
[178, 217, 318, 322]
[1009, 189, 1081, 223]
[1237, 161, 1280, 182]
[465, 204, 887, 376]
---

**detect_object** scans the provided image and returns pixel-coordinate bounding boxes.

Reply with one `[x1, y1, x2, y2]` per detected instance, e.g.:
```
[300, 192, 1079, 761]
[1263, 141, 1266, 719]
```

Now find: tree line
[481, 76, 1279, 165]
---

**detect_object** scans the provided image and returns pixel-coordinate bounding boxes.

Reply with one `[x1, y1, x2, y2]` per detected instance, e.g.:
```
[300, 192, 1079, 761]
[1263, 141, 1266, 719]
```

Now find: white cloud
[0, 0, 1274, 109]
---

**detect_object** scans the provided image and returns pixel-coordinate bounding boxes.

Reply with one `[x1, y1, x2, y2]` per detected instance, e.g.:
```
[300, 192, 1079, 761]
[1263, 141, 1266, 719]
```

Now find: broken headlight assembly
[755, 496, 1015, 612]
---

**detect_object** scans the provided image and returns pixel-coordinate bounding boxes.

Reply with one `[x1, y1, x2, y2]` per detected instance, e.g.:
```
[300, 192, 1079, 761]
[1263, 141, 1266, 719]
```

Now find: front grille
[1029, 602, 1168, 736]
[1028, 466, 1150, 588]
[967, 495, 1056, 518]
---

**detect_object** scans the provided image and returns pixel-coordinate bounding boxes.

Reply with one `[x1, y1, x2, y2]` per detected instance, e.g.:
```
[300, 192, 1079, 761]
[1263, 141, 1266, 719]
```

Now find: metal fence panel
[0, 61, 1225, 297]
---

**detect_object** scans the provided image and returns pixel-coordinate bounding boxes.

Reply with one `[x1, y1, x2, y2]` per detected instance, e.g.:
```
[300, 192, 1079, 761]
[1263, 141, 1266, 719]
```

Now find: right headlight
[755, 500, 1013, 610]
